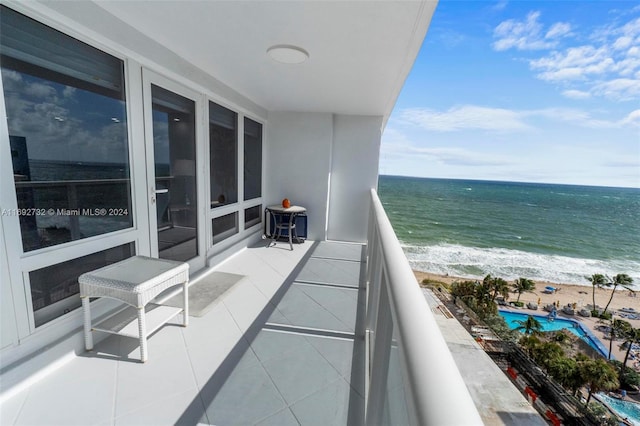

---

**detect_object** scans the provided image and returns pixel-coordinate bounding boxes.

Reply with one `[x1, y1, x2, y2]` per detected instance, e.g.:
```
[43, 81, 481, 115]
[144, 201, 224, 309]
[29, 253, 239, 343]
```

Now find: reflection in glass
[244, 205, 261, 228]
[151, 85, 198, 262]
[381, 323, 412, 424]
[1, 6, 132, 252]
[212, 213, 238, 245]
[244, 118, 262, 200]
[210, 102, 237, 208]
[30, 243, 134, 327]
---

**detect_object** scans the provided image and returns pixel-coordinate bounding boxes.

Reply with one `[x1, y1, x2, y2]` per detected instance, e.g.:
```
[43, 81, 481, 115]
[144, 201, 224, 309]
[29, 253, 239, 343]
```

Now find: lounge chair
[562, 305, 575, 315]
[543, 304, 555, 312]
[527, 302, 538, 310]
[578, 308, 591, 317]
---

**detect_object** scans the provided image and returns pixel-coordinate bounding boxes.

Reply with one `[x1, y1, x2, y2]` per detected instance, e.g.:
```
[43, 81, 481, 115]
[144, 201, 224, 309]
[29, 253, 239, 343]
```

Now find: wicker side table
[79, 256, 189, 362]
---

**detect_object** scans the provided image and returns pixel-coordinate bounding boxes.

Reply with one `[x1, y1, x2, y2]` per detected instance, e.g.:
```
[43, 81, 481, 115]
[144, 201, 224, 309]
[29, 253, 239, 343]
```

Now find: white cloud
[400, 105, 530, 132]
[399, 105, 637, 132]
[495, 11, 640, 102]
[2, 74, 128, 163]
[24, 82, 56, 99]
[63, 86, 77, 98]
[492, 0, 509, 12]
[592, 78, 640, 101]
[545, 22, 572, 39]
[613, 36, 633, 50]
[493, 11, 571, 51]
[380, 132, 512, 167]
[562, 89, 591, 99]
[530, 46, 614, 81]
[619, 109, 640, 127]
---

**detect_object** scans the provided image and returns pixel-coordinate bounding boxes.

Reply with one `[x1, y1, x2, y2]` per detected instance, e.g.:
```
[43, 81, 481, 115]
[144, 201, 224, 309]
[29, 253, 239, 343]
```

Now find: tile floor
[1, 240, 367, 426]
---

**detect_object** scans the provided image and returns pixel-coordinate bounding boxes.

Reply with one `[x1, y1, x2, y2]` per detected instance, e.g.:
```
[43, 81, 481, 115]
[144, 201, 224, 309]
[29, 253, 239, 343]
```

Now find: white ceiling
[45, 1, 436, 118]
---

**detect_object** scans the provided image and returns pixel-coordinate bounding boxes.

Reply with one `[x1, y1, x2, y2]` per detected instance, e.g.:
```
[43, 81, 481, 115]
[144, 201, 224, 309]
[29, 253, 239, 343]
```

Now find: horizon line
[379, 174, 640, 191]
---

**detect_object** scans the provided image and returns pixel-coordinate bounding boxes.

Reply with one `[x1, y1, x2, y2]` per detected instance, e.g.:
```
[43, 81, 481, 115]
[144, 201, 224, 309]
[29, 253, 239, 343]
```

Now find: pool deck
[500, 305, 640, 408]
[422, 289, 547, 425]
[498, 308, 611, 359]
[498, 305, 640, 363]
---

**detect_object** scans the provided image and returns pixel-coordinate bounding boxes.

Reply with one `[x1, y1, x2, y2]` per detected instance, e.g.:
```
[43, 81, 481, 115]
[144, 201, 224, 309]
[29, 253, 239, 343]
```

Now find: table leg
[81, 296, 93, 351]
[271, 211, 282, 247]
[137, 306, 148, 363]
[183, 280, 189, 327]
[288, 213, 294, 250]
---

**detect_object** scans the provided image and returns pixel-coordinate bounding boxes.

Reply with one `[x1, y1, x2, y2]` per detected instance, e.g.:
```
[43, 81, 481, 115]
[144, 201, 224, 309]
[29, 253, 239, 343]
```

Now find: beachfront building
[1, 2, 508, 424]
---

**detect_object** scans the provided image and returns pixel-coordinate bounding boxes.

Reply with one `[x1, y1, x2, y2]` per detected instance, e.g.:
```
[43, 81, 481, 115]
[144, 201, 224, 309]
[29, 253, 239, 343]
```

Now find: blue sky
[381, 1, 640, 188]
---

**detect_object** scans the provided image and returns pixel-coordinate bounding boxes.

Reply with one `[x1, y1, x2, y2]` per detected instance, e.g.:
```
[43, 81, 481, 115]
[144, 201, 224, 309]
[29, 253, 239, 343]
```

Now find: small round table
[266, 205, 306, 250]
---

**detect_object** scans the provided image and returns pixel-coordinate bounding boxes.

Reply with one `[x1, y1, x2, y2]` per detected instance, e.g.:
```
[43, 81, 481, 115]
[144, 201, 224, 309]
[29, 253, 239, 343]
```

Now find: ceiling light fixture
[267, 45, 309, 64]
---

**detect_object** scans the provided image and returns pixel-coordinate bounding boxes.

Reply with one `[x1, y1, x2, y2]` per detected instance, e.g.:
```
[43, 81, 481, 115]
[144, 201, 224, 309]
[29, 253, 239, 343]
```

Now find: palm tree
[514, 315, 542, 335]
[483, 274, 509, 302]
[533, 342, 564, 371]
[586, 273, 607, 314]
[602, 273, 634, 315]
[519, 334, 540, 357]
[548, 357, 582, 393]
[608, 319, 632, 360]
[620, 327, 640, 374]
[512, 277, 536, 303]
[580, 358, 619, 405]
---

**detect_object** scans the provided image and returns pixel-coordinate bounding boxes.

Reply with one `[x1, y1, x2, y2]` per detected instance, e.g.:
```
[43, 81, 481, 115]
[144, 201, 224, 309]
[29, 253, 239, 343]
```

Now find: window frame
[0, 4, 145, 335]
[206, 97, 265, 249]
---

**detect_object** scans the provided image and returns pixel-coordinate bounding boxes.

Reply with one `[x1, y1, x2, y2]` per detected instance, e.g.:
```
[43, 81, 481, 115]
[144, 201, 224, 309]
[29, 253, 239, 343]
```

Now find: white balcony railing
[365, 189, 482, 425]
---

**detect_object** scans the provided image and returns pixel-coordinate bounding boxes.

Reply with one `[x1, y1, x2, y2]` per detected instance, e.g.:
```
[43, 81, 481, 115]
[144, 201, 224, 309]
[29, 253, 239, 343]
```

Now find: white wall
[265, 112, 333, 240]
[327, 115, 382, 242]
[265, 113, 382, 243]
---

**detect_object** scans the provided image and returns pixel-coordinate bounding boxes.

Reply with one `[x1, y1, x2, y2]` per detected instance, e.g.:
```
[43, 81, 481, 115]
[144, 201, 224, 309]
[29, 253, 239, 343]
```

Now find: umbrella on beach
[545, 286, 556, 292]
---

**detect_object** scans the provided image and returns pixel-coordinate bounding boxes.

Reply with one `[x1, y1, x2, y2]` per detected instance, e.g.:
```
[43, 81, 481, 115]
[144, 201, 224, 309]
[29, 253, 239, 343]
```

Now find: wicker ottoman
[79, 256, 189, 362]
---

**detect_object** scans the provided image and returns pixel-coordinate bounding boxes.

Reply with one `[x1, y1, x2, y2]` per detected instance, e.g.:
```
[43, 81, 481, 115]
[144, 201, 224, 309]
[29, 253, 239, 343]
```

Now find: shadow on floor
[176, 241, 368, 426]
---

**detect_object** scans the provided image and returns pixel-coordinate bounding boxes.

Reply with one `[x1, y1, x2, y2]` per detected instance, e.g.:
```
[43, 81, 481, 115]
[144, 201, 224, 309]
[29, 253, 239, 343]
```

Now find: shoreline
[414, 270, 640, 365]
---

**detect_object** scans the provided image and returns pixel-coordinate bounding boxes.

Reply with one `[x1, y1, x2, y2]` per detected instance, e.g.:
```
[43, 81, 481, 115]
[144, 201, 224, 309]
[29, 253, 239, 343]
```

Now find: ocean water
[377, 176, 640, 288]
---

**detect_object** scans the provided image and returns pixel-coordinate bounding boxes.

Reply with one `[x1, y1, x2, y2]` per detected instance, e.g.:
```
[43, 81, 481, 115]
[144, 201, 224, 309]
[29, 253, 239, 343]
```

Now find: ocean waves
[402, 242, 640, 288]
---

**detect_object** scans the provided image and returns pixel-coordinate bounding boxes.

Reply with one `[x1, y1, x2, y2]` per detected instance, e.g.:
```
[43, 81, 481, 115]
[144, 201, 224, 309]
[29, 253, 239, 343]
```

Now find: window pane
[245, 205, 261, 228]
[212, 212, 238, 244]
[1, 6, 132, 252]
[244, 118, 262, 200]
[30, 243, 134, 327]
[152, 85, 198, 262]
[210, 102, 237, 208]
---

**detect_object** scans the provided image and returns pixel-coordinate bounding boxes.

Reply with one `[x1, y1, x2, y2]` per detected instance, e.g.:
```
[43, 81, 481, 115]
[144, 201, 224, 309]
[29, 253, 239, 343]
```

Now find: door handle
[151, 187, 168, 204]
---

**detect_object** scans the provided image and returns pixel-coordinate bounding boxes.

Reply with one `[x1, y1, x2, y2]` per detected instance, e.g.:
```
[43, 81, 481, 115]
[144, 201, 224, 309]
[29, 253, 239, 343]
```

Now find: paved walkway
[422, 288, 547, 426]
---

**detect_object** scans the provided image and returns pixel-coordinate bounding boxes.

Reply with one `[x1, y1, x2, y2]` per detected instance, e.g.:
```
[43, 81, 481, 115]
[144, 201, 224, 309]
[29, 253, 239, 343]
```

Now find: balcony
[0, 191, 480, 425]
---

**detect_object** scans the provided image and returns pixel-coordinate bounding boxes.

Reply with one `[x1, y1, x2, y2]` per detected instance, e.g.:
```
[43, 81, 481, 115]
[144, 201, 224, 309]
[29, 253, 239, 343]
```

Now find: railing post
[365, 279, 393, 425]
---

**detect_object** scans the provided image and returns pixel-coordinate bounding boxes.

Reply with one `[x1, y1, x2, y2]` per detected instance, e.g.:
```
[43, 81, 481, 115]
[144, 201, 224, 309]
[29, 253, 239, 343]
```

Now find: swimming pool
[596, 393, 640, 425]
[498, 310, 609, 358]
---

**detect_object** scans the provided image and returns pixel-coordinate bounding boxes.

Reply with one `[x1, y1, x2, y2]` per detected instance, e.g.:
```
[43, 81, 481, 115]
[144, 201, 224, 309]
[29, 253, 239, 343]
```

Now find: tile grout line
[263, 323, 355, 340]
[244, 338, 297, 424]
[309, 255, 363, 263]
[295, 284, 360, 333]
[179, 324, 211, 426]
[7, 385, 31, 425]
[111, 337, 121, 425]
[293, 280, 360, 290]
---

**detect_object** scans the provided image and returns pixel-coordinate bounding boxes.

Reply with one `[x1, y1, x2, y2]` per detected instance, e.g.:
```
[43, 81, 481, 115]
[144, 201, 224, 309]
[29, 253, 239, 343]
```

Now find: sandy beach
[414, 270, 640, 364]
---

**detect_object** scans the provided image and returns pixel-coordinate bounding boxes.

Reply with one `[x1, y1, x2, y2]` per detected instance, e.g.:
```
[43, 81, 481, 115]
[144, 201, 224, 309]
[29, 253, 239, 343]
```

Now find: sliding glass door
[142, 71, 204, 269]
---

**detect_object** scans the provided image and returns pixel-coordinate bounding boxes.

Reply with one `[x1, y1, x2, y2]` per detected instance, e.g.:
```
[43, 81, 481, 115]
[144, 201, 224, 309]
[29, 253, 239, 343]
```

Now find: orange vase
[282, 198, 290, 208]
